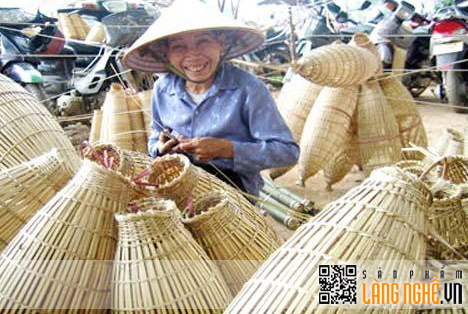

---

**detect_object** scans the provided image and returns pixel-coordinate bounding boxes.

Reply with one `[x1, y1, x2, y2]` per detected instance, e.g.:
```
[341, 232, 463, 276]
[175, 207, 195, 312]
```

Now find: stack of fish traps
[272, 33, 427, 190]
[225, 166, 432, 313]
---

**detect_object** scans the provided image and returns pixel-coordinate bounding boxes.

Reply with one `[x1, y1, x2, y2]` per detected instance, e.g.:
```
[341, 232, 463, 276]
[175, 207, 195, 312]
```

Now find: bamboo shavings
[182, 192, 278, 295]
[225, 167, 431, 314]
[0, 74, 81, 172]
[0, 149, 72, 253]
[112, 198, 232, 313]
[378, 75, 428, 160]
[298, 85, 358, 185]
[0, 160, 130, 311]
[358, 81, 402, 173]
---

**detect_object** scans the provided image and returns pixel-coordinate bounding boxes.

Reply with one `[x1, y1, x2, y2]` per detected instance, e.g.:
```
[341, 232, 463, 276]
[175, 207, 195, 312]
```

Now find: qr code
[319, 265, 357, 304]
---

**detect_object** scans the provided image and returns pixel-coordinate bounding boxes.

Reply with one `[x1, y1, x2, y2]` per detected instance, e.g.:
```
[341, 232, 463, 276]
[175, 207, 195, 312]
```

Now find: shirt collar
[162, 62, 240, 97]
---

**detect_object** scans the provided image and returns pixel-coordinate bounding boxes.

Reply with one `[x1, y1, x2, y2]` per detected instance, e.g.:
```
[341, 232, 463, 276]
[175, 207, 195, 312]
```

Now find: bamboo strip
[112, 198, 232, 313]
[89, 109, 103, 145]
[0, 74, 81, 171]
[225, 167, 430, 314]
[0, 150, 73, 253]
[0, 160, 130, 312]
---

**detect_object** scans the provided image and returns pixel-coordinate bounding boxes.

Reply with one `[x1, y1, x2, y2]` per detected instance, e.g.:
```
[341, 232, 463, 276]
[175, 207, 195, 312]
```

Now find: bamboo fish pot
[0, 160, 130, 312]
[268, 72, 322, 179]
[126, 93, 148, 153]
[182, 192, 278, 295]
[358, 81, 402, 173]
[138, 90, 153, 137]
[292, 43, 380, 87]
[298, 85, 359, 185]
[82, 142, 136, 177]
[89, 109, 103, 144]
[225, 167, 431, 314]
[378, 75, 428, 160]
[58, 12, 90, 40]
[112, 198, 232, 313]
[349, 32, 383, 76]
[0, 74, 80, 171]
[145, 154, 278, 241]
[0, 150, 73, 253]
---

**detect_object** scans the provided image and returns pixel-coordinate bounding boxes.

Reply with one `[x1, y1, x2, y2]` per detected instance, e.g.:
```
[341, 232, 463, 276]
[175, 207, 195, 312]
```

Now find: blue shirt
[148, 63, 300, 196]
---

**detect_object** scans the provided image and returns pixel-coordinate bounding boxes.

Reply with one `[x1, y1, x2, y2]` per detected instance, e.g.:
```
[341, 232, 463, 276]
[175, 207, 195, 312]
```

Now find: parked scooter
[430, 0, 468, 112]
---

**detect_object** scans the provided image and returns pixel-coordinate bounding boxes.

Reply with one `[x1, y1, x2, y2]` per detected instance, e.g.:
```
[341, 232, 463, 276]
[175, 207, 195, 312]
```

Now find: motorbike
[430, 0, 468, 113]
[0, 7, 61, 108]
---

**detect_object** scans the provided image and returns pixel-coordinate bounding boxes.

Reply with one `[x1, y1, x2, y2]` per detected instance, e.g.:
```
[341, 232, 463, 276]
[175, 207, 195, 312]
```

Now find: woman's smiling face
[166, 31, 224, 84]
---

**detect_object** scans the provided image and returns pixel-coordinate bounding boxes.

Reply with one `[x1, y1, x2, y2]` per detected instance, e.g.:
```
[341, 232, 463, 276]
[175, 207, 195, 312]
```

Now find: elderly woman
[123, 1, 299, 196]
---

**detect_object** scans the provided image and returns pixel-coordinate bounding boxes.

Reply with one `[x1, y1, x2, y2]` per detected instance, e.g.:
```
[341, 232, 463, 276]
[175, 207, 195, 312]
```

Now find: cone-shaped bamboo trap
[268, 72, 322, 179]
[89, 109, 103, 144]
[298, 85, 358, 185]
[0, 74, 80, 171]
[58, 12, 89, 40]
[112, 198, 232, 313]
[378, 75, 428, 160]
[0, 160, 130, 311]
[144, 154, 278, 241]
[292, 43, 379, 87]
[358, 81, 402, 173]
[0, 149, 73, 253]
[225, 167, 431, 314]
[122, 149, 152, 176]
[102, 83, 134, 150]
[138, 90, 153, 137]
[82, 142, 135, 177]
[126, 93, 148, 153]
[349, 32, 383, 76]
[182, 192, 278, 295]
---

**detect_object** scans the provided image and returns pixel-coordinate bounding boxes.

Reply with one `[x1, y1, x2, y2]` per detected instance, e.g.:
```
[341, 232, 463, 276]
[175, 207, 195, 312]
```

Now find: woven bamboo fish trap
[102, 83, 134, 150]
[126, 93, 148, 153]
[298, 85, 359, 185]
[85, 21, 105, 43]
[0, 150, 72, 253]
[82, 142, 135, 177]
[182, 192, 278, 295]
[268, 72, 322, 179]
[0, 74, 80, 171]
[145, 154, 278, 240]
[112, 198, 232, 313]
[0, 160, 130, 311]
[358, 81, 402, 173]
[292, 43, 380, 87]
[89, 109, 103, 144]
[349, 32, 383, 76]
[225, 167, 431, 314]
[323, 115, 360, 191]
[378, 75, 428, 160]
[58, 12, 90, 40]
[138, 90, 153, 137]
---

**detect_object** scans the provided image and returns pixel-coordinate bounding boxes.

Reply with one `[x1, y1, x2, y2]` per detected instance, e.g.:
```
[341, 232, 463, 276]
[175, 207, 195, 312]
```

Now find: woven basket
[358, 81, 402, 173]
[349, 32, 383, 76]
[0, 74, 80, 171]
[225, 167, 431, 314]
[0, 160, 130, 311]
[138, 90, 153, 137]
[102, 83, 134, 150]
[112, 198, 232, 313]
[292, 44, 380, 87]
[182, 192, 278, 295]
[0, 150, 72, 253]
[323, 113, 360, 190]
[146, 154, 278, 240]
[85, 21, 105, 43]
[378, 75, 428, 160]
[298, 85, 359, 185]
[82, 142, 136, 178]
[89, 109, 103, 144]
[126, 93, 148, 153]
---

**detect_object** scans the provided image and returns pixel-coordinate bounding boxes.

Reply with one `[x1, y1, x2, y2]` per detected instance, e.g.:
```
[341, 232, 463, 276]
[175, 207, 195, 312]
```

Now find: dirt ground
[267, 89, 468, 242]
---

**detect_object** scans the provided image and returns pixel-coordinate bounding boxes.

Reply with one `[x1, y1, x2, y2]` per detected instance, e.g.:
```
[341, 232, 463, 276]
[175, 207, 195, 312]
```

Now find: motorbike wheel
[23, 84, 55, 114]
[445, 71, 468, 114]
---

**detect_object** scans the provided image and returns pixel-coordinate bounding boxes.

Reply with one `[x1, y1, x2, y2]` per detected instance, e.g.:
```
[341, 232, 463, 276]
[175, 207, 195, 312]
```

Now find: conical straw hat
[112, 198, 232, 312]
[0, 149, 73, 253]
[182, 192, 278, 295]
[225, 167, 431, 313]
[0, 160, 130, 311]
[123, 0, 265, 73]
[0, 74, 81, 171]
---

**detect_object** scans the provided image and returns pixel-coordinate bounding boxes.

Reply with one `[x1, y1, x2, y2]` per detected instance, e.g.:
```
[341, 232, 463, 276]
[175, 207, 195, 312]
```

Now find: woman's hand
[158, 129, 182, 155]
[174, 137, 233, 163]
